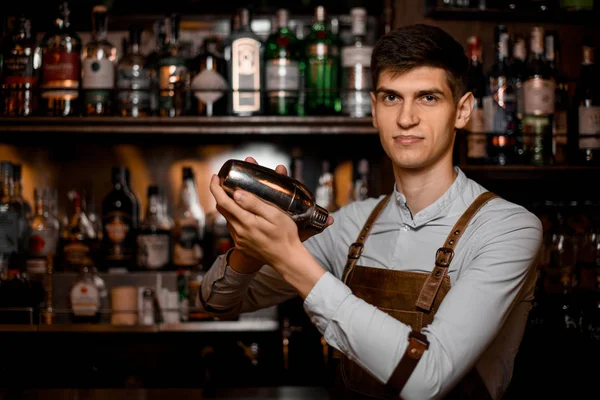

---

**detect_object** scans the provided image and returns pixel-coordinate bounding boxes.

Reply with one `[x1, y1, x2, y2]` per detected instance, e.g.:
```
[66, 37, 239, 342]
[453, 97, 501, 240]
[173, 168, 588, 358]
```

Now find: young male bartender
[200, 24, 542, 400]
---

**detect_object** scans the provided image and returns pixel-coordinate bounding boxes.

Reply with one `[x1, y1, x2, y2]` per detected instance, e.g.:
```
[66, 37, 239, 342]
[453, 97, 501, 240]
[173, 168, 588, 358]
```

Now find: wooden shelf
[424, 4, 599, 25]
[0, 116, 377, 136]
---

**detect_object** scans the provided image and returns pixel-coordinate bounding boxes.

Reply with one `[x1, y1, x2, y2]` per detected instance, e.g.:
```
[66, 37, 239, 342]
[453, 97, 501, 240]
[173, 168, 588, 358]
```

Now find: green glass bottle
[264, 9, 300, 116]
[305, 6, 338, 115]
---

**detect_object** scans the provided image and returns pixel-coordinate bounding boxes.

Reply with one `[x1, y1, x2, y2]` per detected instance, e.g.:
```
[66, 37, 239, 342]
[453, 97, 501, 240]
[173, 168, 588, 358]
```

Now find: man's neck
[394, 158, 457, 216]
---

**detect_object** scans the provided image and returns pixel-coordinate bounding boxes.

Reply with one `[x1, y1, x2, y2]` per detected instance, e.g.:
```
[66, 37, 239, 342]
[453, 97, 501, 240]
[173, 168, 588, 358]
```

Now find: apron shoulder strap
[341, 194, 392, 284]
[415, 191, 499, 312]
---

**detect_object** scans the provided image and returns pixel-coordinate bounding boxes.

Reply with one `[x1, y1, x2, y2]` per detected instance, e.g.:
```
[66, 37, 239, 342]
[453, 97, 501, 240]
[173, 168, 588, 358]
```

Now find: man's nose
[396, 103, 420, 129]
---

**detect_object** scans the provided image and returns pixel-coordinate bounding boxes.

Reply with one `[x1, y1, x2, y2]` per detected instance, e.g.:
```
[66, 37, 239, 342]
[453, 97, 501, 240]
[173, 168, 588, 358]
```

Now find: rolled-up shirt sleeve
[302, 208, 542, 400]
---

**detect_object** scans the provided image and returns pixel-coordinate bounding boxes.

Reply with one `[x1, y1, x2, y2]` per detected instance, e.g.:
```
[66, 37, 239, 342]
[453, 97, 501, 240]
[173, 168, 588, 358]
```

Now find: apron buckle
[348, 242, 364, 259]
[435, 247, 454, 267]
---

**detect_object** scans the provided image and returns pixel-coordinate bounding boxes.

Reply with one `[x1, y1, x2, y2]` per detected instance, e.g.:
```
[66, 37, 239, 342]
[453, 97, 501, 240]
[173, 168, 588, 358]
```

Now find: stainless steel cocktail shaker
[218, 159, 329, 233]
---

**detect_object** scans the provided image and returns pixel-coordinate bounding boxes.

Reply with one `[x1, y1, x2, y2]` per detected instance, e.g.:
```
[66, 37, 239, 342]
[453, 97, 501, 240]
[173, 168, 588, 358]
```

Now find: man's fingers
[275, 164, 288, 176]
[210, 175, 253, 220]
[245, 156, 258, 164]
[233, 189, 281, 223]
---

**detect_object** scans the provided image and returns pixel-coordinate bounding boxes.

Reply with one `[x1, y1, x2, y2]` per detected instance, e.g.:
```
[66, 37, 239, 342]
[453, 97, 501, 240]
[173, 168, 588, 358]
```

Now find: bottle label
[523, 78, 555, 115]
[29, 229, 58, 257]
[158, 64, 187, 90]
[191, 68, 228, 104]
[0, 210, 19, 254]
[41, 51, 80, 98]
[82, 59, 115, 89]
[63, 241, 90, 267]
[174, 224, 202, 267]
[104, 212, 132, 261]
[553, 110, 568, 146]
[3, 54, 36, 85]
[136, 233, 170, 270]
[231, 38, 261, 114]
[266, 59, 299, 93]
[308, 43, 329, 57]
[579, 106, 600, 149]
[70, 282, 100, 316]
[117, 67, 151, 108]
[341, 46, 372, 68]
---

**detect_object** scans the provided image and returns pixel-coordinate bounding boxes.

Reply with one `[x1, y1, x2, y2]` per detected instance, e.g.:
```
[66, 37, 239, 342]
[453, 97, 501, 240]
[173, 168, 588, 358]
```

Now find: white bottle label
[173, 224, 202, 267]
[266, 60, 300, 92]
[192, 69, 228, 104]
[82, 59, 115, 89]
[341, 46, 372, 68]
[523, 78, 555, 116]
[71, 282, 100, 316]
[136, 234, 170, 270]
[579, 106, 600, 149]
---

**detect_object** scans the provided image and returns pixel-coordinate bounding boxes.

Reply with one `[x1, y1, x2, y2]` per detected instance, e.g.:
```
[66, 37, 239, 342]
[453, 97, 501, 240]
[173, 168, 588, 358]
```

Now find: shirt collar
[392, 166, 468, 228]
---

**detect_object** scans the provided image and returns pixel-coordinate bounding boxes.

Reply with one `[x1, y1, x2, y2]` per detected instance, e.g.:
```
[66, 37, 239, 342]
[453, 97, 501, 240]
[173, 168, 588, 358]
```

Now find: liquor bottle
[264, 9, 300, 116]
[0, 162, 20, 269]
[68, 257, 106, 323]
[341, 8, 373, 118]
[329, 15, 342, 114]
[0, 15, 40, 116]
[545, 30, 569, 165]
[189, 37, 228, 117]
[484, 26, 518, 165]
[82, 5, 117, 116]
[465, 36, 487, 165]
[225, 8, 263, 116]
[293, 22, 309, 116]
[177, 268, 189, 322]
[522, 26, 555, 166]
[305, 6, 338, 115]
[124, 168, 139, 229]
[27, 188, 59, 275]
[510, 34, 527, 122]
[101, 166, 137, 272]
[117, 25, 151, 117]
[314, 160, 338, 213]
[173, 167, 205, 269]
[58, 190, 97, 271]
[146, 19, 166, 116]
[574, 42, 600, 164]
[2, 162, 28, 257]
[39, 1, 81, 116]
[202, 210, 234, 271]
[351, 158, 370, 203]
[158, 14, 188, 117]
[11, 164, 31, 219]
[136, 185, 172, 271]
[0, 251, 43, 324]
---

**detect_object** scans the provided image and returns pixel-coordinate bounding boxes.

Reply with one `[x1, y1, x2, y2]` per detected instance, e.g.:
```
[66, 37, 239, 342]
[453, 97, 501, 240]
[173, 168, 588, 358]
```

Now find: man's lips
[393, 135, 424, 145]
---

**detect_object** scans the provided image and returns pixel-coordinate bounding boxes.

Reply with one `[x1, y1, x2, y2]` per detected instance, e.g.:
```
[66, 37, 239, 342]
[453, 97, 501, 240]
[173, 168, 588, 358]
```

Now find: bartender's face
[371, 66, 472, 172]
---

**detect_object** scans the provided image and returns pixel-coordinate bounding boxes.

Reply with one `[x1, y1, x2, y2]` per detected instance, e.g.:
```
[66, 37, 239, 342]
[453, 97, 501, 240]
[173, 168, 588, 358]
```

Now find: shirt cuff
[303, 271, 352, 334]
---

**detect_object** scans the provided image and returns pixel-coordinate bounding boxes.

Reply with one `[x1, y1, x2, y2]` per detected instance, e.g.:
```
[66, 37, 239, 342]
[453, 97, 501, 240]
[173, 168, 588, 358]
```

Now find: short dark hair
[371, 24, 469, 102]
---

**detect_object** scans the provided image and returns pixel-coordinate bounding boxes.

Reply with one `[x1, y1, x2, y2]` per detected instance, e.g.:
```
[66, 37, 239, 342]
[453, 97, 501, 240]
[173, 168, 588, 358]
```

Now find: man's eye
[383, 94, 397, 102]
[423, 95, 438, 103]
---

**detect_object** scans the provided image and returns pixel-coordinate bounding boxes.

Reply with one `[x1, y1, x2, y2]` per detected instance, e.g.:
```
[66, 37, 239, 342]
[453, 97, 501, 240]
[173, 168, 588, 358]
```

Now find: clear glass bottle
[341, 8, 373, 119]
[1, 15, 41, 116]
[69, 257, 106, 323]
[574, 42, 600, 165]
[264, 9, 300, 116]
[58, 190, 97, 272]
[39, 1, 81, 116]
[189, 37, 228, 117]
[305, 6, 338, 115]
[173, 167, 205, 269]
[11, 163, 31, 219]
[145, 19, 166, 116]
[545, 30, 569, 165]
[136, 185, 172, 271]
[117, 25, 151, 117]
[465, 35, 487, 165]
[158, 14, 188, 117]
[315, 160, 337, 213]
[224, 8, 263, 116]
[0, 162, 20, 270]
[27, 187, 59, 274]
[82, 5, 117, 116]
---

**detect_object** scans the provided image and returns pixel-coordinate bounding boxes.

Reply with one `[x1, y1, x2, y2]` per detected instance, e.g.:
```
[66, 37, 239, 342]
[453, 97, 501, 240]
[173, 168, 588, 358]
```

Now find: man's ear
[455, 91, 474, 130]
[371, 91, 378, 130]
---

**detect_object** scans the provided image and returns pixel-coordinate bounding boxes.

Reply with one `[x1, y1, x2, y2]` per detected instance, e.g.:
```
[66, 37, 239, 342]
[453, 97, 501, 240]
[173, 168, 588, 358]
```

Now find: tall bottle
[574, 42, 600, 165]
[58, 190, 97, 272]
[484, 25, 518, 165]
[11, 164, 31, 254]
[101, 166, 137, 272]
[264, 9, 300, 116]
[510, 34, 527, 131]
[82, 5, 117, 116]
[305, 6, 338, 115]
[1, 16, 40, 116]
[465, 35, 487, 165]
[68, 257, 107, 324]
[522, 26, 555, 166]
[0, 162, 20, 269]
[545, 30, 569, 164]
[39, 1, 81, 116]
[158, 14, 188, 117]
[136, 185, 172, 271]
[146, 19, 166, 116]
[189, 37, 228, 116]
[117, 25, 151, 117]
[27, 187, 59, 275]
[225, 8, 263, 116]
[173, 167, 205, 269]
[341, 8, 373, 118]
[315, 160, 338, 213]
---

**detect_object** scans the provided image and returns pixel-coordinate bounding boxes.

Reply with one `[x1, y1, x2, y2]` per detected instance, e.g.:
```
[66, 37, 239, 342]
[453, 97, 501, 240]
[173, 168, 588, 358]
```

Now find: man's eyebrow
[374, 87, 446, 98]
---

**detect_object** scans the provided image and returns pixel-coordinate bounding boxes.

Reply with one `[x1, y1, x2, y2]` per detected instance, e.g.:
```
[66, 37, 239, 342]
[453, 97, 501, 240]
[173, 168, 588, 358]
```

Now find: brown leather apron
[332, 191, 498, 400]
